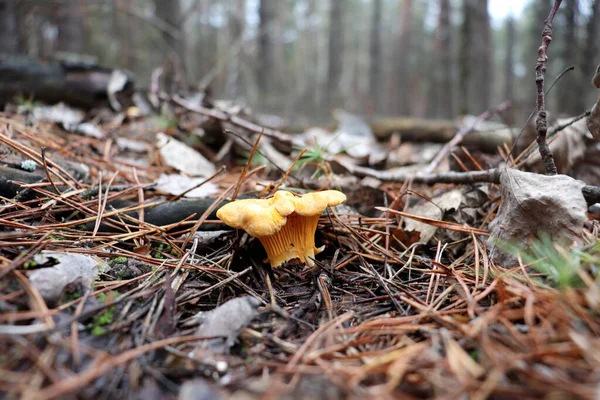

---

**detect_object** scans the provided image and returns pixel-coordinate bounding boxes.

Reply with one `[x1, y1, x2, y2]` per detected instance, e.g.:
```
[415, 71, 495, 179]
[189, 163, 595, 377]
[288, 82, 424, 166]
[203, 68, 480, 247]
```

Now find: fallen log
[370, 118, 513, 153]
[285, 117, 513, 153]
[0, 54, 134, 110]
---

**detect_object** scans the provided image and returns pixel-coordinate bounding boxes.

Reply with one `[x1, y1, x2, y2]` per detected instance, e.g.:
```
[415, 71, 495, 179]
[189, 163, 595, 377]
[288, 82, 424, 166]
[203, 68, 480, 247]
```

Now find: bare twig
[535, 0, 562, 175]
[338, 159, 501, 185]
[340, 162, 600, 206]
[426, 101, 511, 173]
[516, 110, 591, 165]
[171, 95, 293, 144]
[232, 130, 264, 201]
[29, 335, 214, 400]
[506, 65, 575, 166]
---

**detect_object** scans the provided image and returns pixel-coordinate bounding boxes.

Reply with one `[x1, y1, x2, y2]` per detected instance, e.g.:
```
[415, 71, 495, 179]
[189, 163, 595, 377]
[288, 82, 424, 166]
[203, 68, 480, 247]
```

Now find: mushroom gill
[216, 190, 346, 268]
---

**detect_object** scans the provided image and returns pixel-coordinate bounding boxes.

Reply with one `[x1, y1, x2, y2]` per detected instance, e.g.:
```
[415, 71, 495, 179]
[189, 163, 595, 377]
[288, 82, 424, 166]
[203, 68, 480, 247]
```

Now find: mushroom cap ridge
[216, 190, 346, 237]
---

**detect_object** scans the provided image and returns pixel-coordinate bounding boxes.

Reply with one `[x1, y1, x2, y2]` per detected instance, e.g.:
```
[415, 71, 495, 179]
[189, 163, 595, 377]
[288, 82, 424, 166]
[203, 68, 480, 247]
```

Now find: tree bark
[459, 0, 473, 115]
[258, 0, 277, 107]
[459, 0, 491, 114]
[113, 0, 136, 71]
[458, 0, 474, 114]
[397, 0, 414, 115]
[153, 0, 185, 73]
[473, 0, 491, 113]
[0, 54, 133, 109]
[577, 0, 599, 111]
[225, 0, 246, 99]
[432, 0, 452, 119]
[559, 0, 578, 115]
[0, 0, 19, 53]
[368, 0, 383, 113]
[504, 16, 516, 124]
[55, 0, 85, 53]
[327, 0, 344, 108]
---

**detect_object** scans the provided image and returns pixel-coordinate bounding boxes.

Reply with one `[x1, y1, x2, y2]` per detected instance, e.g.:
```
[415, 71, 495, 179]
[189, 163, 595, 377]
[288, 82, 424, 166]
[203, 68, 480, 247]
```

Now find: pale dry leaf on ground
[191, 296, 262, 355]
[30, 102, 84, 129]
[404, 189, 464, 243]
[156, 132, 216, 177]
[155, 173, 218, 198]
[28, 252, 104, 304]
[116, 137, 151, 153]
[107, 69, 130, 111]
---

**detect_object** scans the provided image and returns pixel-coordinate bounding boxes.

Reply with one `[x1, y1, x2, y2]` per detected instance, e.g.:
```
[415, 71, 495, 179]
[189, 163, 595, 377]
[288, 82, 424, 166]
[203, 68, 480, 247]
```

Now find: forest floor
[0, 96, 599, 400]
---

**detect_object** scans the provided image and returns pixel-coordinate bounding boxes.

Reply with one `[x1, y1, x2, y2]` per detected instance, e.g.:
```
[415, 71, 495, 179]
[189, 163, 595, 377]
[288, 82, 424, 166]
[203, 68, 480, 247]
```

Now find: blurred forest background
[0, 0, 598, 123]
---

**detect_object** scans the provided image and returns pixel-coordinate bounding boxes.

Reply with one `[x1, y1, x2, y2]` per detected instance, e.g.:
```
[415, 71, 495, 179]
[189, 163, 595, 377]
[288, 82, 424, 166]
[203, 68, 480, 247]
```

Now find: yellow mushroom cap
[216, 190, 346, 267]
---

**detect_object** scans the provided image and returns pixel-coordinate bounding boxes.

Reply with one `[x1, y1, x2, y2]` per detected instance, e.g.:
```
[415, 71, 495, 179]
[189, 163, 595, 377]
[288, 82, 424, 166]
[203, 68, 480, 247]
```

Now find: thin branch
[426, 101, 511, 173]
[171, 95, 293, 144]
[506, 65, 575, 166]
[535, 0, 562, 175]
[516, 110, 591, 165]
[339, 162, 600, 206]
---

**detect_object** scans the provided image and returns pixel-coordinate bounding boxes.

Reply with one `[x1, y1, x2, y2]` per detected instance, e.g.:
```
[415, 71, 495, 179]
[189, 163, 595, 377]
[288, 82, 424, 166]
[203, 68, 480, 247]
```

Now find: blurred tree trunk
[55, 0, 84, 53]
[558, 0, 578, 115]
[458, 0, 473, 114]
[113, 0, 136, 71]
[195, 0, 213, 81]
[526, 0, 552, 104]
[306, 0, 322, 116]
[576, 0, 599, 111]
[504, 16, 516, 124]
[397, 0, 413, 115]
[258, 0, 277, 107]
[473, 0, 491, 113]
[459, 0, 491, 114]
[368, 0, 382, 113]
[0, 0, 19, 53]
[16, 1, 35, 56]
[274, 2, 289, 111]
[432, 0, 452, 118]
[327, 0, 344, 108]
[225, 0, 246, 99]
[153, 0, 185, 72]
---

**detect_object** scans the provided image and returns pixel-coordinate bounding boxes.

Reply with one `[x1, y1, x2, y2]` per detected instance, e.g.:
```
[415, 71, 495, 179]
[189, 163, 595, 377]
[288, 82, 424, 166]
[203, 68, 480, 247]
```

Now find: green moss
[91, 326, 106, 336]
[63, 290, 81, 302]
[89, 291, 119, 336]
[23, 260, 38, 269]
[108, 256, 128, 266]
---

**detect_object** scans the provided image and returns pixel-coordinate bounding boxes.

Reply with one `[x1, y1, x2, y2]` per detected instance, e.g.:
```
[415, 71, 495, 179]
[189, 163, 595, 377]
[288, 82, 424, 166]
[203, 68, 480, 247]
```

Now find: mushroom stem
[258, 213, 322, 268]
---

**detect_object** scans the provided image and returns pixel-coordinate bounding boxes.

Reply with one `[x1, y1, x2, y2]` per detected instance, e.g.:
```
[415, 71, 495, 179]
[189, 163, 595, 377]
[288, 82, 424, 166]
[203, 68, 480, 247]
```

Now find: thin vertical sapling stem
[535, 0, 562, 175]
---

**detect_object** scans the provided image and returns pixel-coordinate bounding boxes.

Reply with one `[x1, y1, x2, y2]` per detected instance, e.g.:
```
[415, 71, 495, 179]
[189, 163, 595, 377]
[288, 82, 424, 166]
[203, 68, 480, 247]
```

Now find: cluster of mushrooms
[217, 190, 346, 268]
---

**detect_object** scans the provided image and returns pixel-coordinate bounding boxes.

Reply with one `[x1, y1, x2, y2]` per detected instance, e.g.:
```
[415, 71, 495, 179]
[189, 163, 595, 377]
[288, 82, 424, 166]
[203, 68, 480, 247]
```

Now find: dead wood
[370, 117, 511, 148]
[288, 117, 513, 153]
[0, 54, 133, 110]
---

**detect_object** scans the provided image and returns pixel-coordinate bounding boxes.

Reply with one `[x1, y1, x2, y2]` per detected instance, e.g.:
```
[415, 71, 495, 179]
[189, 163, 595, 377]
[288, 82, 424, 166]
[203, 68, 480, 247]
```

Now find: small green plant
[108, 256, 128, 266]
[152, 244, 171, 259]
[15, 95, 39, 113]
[294, 139, 332, 179]
[91, 326, 106, 336]
[152, 115, 178, 131]
[502, 232, 585, 289]
[90, 291, 119, 336]
[97, 292, 107, 303]
[236, 149, 267, 167]
[63, 290, 81, 302]
[23, 260, 38, 269]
